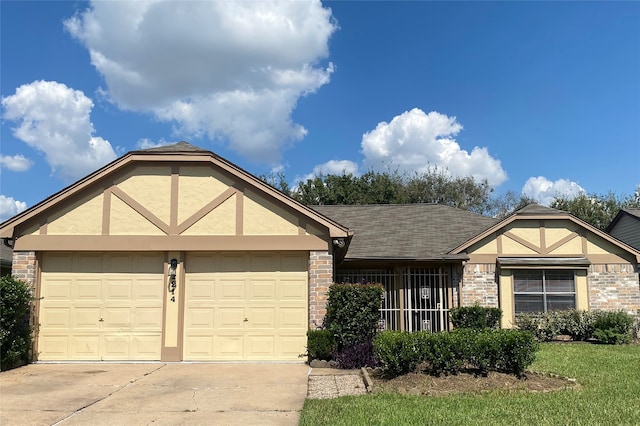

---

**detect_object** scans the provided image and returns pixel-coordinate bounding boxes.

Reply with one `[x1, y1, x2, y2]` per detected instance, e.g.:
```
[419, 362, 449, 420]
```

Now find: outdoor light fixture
[168, 258, 178, 302]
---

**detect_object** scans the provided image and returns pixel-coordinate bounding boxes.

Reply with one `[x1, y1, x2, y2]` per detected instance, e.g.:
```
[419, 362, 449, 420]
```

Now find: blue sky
[2, 1, 639, 222]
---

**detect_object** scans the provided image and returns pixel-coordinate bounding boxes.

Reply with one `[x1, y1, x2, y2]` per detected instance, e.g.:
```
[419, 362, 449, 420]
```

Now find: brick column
[460, 263, 499, 308]
[309, 250, 333, 329]
[11, 251, 37, 286]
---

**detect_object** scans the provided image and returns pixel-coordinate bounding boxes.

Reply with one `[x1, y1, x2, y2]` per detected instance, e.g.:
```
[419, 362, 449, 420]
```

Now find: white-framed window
[513, 269, 576, 313]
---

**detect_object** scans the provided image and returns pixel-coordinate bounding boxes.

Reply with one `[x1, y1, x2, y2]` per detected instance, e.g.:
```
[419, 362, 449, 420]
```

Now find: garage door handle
[243, 318, 248, 322]
[98, 318, 104, 322]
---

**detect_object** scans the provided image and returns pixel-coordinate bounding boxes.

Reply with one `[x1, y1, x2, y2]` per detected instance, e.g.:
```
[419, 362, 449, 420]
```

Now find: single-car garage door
[183, 252, 308, 361]
[38, 252, 164, 361]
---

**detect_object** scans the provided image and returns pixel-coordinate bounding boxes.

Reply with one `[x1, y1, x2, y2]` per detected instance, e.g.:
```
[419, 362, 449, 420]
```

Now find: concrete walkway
[0, 363, 309, 426]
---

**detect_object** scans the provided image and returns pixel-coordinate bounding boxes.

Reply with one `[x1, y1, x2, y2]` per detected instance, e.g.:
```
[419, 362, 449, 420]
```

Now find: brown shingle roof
[311, 204, 498, 260]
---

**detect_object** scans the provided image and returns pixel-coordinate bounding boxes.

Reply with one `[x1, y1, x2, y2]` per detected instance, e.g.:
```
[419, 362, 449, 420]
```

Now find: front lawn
[300, 343, 640, 425]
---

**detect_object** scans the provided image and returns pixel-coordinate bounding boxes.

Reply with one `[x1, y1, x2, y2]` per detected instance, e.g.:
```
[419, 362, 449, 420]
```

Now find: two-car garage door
[37, 251, 308, 361]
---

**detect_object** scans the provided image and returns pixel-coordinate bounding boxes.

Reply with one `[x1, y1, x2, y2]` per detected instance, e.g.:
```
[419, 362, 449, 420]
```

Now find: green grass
[299, 343, 640, 426]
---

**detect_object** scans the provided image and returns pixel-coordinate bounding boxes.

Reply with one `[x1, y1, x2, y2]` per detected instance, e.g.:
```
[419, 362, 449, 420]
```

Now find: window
[513, 269, 576, 313]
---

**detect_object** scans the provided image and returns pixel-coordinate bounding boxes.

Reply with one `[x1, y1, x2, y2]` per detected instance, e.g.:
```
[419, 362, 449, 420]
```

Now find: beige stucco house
[2, 142, 639, 362]
[0, 142, 348, 362]
[314, 204, 640, 331]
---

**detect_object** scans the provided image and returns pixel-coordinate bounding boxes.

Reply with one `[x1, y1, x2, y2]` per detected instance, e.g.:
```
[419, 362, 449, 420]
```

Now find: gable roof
[606, 208, 640, 232]
[311, 204, 498, 261]
[0, 142, 349, 239]
[451, 203, 640, 262]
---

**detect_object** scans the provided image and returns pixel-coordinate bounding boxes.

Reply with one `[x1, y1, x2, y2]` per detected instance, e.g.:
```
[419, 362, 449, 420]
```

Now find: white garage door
[38, 252, 164, 361]
[183, 252, 308, 361]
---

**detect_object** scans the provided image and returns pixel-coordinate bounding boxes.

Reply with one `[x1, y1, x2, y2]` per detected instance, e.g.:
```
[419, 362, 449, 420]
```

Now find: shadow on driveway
[0, 363, 309, 425]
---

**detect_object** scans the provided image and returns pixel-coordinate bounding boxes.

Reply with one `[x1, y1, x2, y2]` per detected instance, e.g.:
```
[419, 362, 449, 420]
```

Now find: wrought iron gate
[403, 267, 450, 332]
[336, 266, 450, 332]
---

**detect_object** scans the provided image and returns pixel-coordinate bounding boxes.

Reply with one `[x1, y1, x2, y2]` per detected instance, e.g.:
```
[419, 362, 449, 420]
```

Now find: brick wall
[460, 263, 499, 308]
[11, 251, 37, 286]
[308, 250, 333, 328]
[588, 264, 640, 313]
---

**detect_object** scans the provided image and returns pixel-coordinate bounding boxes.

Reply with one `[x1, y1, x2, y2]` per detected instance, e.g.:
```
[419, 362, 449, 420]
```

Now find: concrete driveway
[0, 363, 309, 426]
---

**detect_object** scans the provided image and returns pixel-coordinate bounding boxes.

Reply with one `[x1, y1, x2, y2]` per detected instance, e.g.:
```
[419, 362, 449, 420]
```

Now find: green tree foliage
[1, 276, 33, 370]
[291, 168, 505, 214]
[550, 189, 640, 230]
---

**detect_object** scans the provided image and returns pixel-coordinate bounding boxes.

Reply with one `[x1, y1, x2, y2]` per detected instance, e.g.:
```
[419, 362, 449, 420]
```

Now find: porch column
[308, 250, 333, 329]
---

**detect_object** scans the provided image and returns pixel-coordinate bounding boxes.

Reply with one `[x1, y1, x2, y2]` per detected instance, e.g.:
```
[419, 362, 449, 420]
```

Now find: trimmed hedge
[374, 329, 538, 378]
[515, 309, 635, 344]
[323, 283, 383, 349]
[1, 276, 33, 371]
[450, 305, 502, 330]
[306, 329, 336, 362]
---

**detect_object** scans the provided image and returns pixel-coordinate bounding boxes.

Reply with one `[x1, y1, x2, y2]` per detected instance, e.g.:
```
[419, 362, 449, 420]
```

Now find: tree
[550, 190, 640, 230]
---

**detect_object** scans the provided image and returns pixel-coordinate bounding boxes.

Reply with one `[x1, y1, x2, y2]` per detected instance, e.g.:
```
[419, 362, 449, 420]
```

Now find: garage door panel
[188, 279, 216, 301]
[279, 279, 306, 300]
[39, 252, 163, 361]
[215, 335, 244, 358]
[104, 280, 133, 300]
[246, 336, 275, 358]
[217, 308, 245, 329]
[76, 280, 102, 301]
[42, 279, 72, 300]
[219, 279, 245, 300]
[38, 335, 71, 359]
[248, 308, 275, 329]
[72, 335, 101, 359]
[247, 280, 276, 301]
[102, 335, 129, 358]
[184, 336, 214, 359]
[135, 307, 164, 328]
[279, 307, 307, 329]
[73, 307, 101, 329]
[103, 308, 132, 328]
[40, 307, 71, 329]
[187, 307, 215, 328]
[279, 336, 306, 358]
[132, 335, 162, 358]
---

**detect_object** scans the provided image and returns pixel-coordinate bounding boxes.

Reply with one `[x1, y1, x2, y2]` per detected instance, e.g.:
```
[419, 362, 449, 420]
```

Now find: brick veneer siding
[588, 264, 640, 313]
[11, 251, 37, 286]
[309, 250, 333, 328]
[461, 263, 499, 308]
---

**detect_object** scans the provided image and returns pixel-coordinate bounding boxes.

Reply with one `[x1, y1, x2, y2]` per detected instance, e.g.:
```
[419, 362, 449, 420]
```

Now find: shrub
[306, 329, 336, 362]
[490, 329, 538, 377]
[334, 341, 379, 369]
[374, 329, 538, 379]
[592, 310, 634, 345]
[450, 305, 502, 330]
[323, 283, 383, 349]
[514, 312, 560, 342]
[374, 331, 420, 377]
[561, 310, 600, 341]
[0, 276, 33, 371]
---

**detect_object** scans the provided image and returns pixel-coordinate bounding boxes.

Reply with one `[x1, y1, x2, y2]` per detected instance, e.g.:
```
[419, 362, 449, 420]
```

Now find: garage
[38, 252, 164, 361]
[1, 142, 348, 362]
[183, 252, 308, 361]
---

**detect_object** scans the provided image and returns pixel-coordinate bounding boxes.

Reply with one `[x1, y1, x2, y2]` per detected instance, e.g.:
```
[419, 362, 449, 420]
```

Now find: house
[315, 203, 640, 330]
[606, 208, 640, 251]
[1, 142, 639, 362]
[0, 142, 349, 362]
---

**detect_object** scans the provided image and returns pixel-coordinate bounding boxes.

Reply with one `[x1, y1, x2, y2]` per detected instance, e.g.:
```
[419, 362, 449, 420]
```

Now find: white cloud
[0, 195, 27, 222]
[361, 108, 508, 187]
[1, 80, 117, 181]
[65, 0, 337, 164]
[136, 138, 173, 150]
[298, 159, 360, 183]
[522, 176, 585, 206]
[0, 154, 33, 172]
